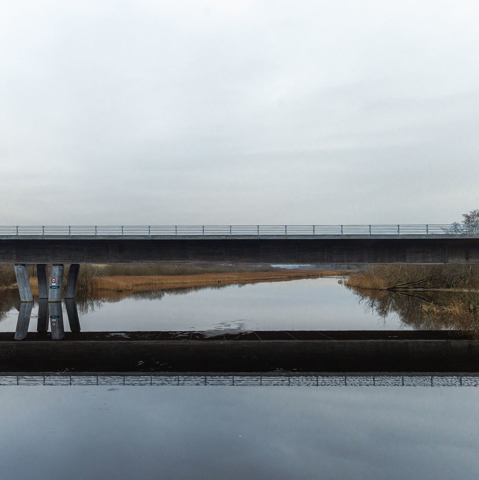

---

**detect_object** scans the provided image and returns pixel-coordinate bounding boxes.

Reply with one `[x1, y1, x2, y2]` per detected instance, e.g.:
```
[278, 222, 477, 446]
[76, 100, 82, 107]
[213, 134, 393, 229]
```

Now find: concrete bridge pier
[48, 265, 64, 302]
[49, 302, 65, 340]
[37, 299, 49, 333]
[14, 265, 33, 302]
[14, 302, 33, 340]
[65, 264, 80, 299]
[37, 264, 49, 299]
[65, 299, 81, 332]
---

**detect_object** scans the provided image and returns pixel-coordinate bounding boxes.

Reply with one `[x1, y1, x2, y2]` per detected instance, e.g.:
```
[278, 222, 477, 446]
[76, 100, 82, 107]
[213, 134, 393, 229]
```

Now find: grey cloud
[0, 1, 478, 225]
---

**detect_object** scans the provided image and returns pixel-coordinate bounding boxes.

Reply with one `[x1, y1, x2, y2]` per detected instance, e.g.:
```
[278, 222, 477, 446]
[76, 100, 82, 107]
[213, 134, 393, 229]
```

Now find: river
[0, 277, 478, 479]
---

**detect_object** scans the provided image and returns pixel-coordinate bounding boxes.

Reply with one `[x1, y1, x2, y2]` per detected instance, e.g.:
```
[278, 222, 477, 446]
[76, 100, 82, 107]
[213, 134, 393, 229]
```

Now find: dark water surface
[1, 278, 479, 479]
[1, 387, 478, 479]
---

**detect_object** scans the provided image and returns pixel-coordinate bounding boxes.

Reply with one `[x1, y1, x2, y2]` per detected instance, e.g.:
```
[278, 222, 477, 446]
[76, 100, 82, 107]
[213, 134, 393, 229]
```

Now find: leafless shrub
[345, 265, 479, 290]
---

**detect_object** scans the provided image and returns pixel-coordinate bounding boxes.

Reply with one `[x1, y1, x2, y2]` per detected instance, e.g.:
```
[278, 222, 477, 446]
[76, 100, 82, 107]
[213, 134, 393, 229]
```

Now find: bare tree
[462, 209, 479, 233]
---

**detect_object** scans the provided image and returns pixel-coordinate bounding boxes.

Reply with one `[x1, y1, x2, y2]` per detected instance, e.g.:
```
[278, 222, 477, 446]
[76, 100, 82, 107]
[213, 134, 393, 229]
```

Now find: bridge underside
[1, 237, 479, 264]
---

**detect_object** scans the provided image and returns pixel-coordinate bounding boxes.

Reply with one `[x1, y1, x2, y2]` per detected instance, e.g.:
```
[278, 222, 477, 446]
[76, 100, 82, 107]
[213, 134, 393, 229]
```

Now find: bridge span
[2, 224, 479, 301]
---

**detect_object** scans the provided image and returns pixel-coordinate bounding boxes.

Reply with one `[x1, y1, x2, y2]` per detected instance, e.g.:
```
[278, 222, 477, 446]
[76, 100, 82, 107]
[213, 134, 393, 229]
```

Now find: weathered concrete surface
[1, 330, 478, 373]
[14, 265, 33, 302]
[36, 264, 48, 299]
[65, 264, 80, 299]
[1, 236, 479, 264]
[48, 265, 64, 302]
[37, 299, 49, 333]
[49, 302, 64, 340]
[14, 303, 33, 341]
[65, 299, 81, 332]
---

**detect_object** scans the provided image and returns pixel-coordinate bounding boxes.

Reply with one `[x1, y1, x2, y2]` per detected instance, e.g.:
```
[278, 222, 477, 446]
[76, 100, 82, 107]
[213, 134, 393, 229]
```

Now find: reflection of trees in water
[0, 284, 232, 317]
[0, 289, 20, 321]
[75, 284, 228, 314]
[348, 286, 479, 337]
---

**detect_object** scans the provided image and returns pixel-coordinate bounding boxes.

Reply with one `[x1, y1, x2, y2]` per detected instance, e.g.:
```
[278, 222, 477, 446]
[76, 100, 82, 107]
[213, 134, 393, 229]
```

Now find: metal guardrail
[0, 224, 478, 236]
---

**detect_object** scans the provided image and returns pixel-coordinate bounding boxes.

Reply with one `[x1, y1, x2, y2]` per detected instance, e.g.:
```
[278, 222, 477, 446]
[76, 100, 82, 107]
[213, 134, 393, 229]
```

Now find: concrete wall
[1, 335, 479, 373]
[1, 237, 479, 264]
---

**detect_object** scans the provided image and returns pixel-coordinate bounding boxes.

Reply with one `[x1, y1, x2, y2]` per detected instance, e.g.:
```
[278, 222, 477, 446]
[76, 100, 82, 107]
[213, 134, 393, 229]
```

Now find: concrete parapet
[2, 237, 479, 265]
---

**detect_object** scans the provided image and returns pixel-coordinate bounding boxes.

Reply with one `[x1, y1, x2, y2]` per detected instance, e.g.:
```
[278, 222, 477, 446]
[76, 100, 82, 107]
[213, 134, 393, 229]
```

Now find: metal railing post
[202, 226, 205, 235]
[121, 226, 124, 235]
[340, 225, 343, 235]
[148, 225, 150, 236]
[397, 225, 400, 234]
[455, 224, 458, 234]
[313, 225, 315, 235]
[257, 225, 260, 235]
[16, 226, 18, 235]
[68, 226, 71, 236]
[95, 226, 97, 236]
[175, 226, 177, 235]
[426, 224, 429, 234]
[369, 225, 372, 235]
[43, 226, 45, 236]
[285, 225, 287, 235]
[230, 225, 232, 235]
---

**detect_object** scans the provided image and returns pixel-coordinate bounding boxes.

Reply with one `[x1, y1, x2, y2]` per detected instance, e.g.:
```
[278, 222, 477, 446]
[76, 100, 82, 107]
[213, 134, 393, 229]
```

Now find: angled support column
[14, 302, 33, 340]
[48, 265, 64, 302]
[65, 264, 80, 299]
[65, 299, 81, 332]
[14, 265, 33, 302]
[37, 299, 49, 333]
[37, 264, 49, 299]
[49, 302, 65, 340]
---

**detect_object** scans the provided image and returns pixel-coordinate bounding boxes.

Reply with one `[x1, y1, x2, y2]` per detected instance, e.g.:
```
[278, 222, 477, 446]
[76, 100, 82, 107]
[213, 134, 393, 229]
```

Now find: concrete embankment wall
[2, 331, 479, 373]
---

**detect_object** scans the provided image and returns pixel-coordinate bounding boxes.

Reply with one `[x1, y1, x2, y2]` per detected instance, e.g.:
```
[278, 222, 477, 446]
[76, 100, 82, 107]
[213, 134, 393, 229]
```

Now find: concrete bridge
[1, 224, 479, 302]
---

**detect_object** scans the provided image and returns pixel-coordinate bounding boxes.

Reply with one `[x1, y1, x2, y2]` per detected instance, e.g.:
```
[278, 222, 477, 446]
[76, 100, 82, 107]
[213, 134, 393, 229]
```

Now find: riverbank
[345, 265, 479, 291]
[26, 269, 347, 293]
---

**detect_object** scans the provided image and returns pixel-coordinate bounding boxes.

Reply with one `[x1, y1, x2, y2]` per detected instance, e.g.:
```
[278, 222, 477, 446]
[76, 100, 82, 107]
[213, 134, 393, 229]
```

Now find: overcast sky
[1, 0, 478, 225]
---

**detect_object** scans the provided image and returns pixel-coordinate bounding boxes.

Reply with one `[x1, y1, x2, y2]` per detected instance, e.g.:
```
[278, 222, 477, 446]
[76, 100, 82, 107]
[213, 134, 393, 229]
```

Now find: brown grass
[83, 269, 347, 292]
[345, 265, 479, 291]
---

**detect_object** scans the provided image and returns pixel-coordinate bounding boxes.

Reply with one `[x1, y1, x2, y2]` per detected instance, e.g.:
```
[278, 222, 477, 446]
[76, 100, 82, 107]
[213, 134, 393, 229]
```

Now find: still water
[1, 278, 479, 479]
[1, 277, 405, 332]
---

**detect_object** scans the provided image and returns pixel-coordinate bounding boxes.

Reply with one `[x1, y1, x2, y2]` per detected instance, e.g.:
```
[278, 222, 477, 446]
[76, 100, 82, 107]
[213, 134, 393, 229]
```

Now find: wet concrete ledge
[1, 373, 479, 387]
[1, 330, 479, 373]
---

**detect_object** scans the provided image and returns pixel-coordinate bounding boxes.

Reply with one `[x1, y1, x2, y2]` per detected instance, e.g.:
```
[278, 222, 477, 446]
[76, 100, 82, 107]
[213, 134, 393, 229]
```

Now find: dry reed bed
[86, 270, 347, 292]
[345, 265, 479, 291]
